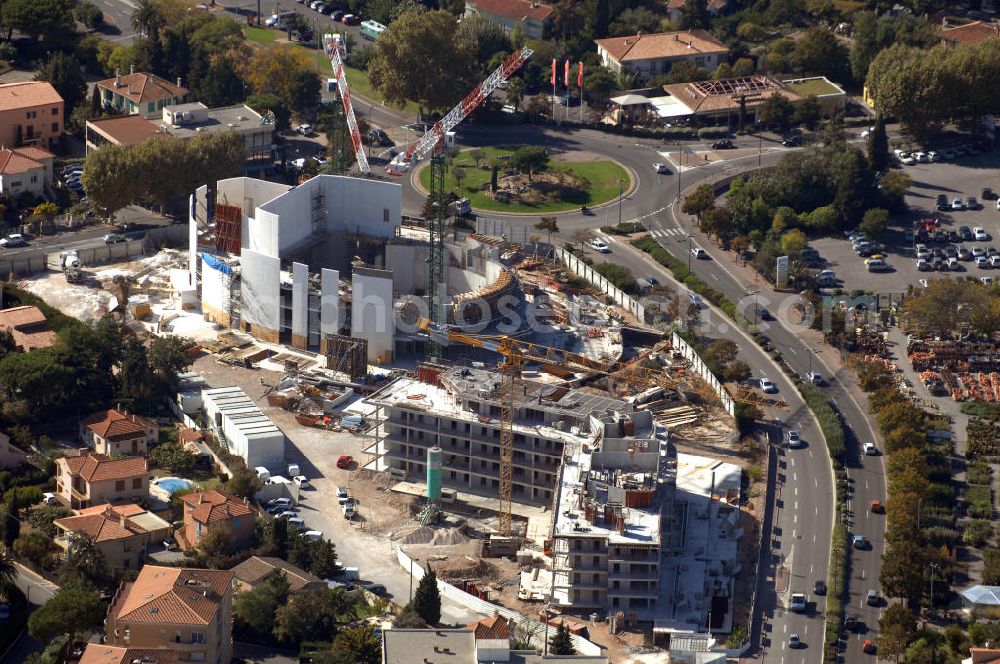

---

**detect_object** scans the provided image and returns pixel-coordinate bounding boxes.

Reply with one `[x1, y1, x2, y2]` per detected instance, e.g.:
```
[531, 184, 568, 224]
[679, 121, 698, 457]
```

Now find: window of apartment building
[25, 111, 35, 119]
[148, 103, 156, 113]
[123, 539, 131, 552]
[175, 631, 182, 643]
[193, 631, 205, 643]
[116, 480, 125, 491]
[383, 208, 390, 222]
[51, 122, 58, 132]
[30, 175, 36, 183]
[132, 478, 141, 489]
[51, 107, 58, 115]
[10, 181, 20, 189]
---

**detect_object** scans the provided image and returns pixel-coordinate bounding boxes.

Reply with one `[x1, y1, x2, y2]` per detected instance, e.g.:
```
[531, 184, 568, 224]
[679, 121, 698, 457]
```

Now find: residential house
[85, 104, 276, 175]
[0, 148, 54, 199]
[0, 81, 64, 149]
[940, 20, 1000, 46]
[595, 30, 729, 82]
[55, 454, 149, 509]
[179, 490, 257, 551]
[0, 432, 27, 470]
[665, 0, 730, 23]
[963, 649, 1000, 664]
[79, 645, 182, 664]
[96, 68, 188, 119]
[465, 615, 510, 640]
[79, 408, 159, 456]
[53, 503, 171, 571]
[463, 0, 553, 40]
[381, 628, 608, 664]
[0, 305, 56, 350]
[230, 556, 326, 593]
[105, 566, 235, 664]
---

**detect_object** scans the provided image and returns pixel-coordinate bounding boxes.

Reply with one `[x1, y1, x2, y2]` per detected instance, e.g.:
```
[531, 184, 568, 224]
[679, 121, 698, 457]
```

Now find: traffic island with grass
[416, 146, 630, 214]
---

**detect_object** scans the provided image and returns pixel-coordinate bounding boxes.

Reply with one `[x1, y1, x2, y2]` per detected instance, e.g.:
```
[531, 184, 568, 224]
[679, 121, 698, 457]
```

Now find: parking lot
[806, 148, 1000, 293]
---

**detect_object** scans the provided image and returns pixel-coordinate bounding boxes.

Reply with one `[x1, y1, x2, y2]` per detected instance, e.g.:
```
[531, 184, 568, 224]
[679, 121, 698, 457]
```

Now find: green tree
[594, 263, 635, 291]
[35, 53, 87, 122]
[666, 60, 710, 84]
[200, 526, 236, 559]
[779, 229, 807, 255]
[758, 92, 795, 131]
[129, 0, 161, 38]
[0, 546, 16, 589]
[27, 580, 106, 642]
[234, 571, 290, 639]
[150, 442, 196, 475]
[792, 28, 849, 82]
[550, 623, 576, 656]
[867, 116, 889, 172]
[274, 589, 344, 643]
[74, 1, 103, 29]
[369, 10, 476, 116]
[879, 170, 911, 213]
[682, 184, 716, 222]
[454, 13, 510, 72]
[794, 95, 821, 129]
[678, 0, 711, 30]
[732, 58, 755, 77]
[535, 217, 558, 245]
[393, 606, 426, 628]
[880, 548, 926, 609]
[705, 339, 739, 366]
[28, 505, 71, 539]
[226, 466, 263, 500]
[412, 569, 441, 625]
[246, 94, 291, 131]
[505, 77, 524, 110]
[1, 0, 74, 41]
[59, 533, 112, 590]
[332, 625, 381, 664]
[851, 11, 879, 83]
[309, 539, 339, 579]
[609, 8, 662, 37]
[879, 603, 918, 660]
[859, 208, 889, 241]
[148, 335, 193, 395]
[512, 146, 548, 181]
[964, 519, 992, 547]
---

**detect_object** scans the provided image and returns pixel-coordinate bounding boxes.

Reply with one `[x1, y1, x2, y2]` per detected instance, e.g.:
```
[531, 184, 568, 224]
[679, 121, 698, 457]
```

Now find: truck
[341, 499, 355, 519]
[60, 250, 85, 283]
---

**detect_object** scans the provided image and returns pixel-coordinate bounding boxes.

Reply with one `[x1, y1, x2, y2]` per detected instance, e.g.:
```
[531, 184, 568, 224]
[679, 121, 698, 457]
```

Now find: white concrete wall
[240, 249, 281, 334]
[351, 267, 394, 363]
[211, 177, 289, 258]
[385, 244, 428, 295]
[201, 256, 229, 313]
[291, 262, 308, 343]
[321, 268, 340, 338]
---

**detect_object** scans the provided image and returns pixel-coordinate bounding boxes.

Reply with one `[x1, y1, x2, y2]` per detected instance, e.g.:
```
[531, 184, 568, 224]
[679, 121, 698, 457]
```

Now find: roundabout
[412, 146, 632, 215]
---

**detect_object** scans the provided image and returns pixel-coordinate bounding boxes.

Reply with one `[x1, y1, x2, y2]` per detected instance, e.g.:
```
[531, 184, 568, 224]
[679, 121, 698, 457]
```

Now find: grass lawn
[784, 77, 842, 97]
[244, 26, 277, 44]
[417, 146, 629, 213]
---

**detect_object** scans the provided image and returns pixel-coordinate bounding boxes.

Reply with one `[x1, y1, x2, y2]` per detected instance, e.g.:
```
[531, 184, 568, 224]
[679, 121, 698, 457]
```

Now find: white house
[0, 147, 53, 198]
[595, 30, 729, 81]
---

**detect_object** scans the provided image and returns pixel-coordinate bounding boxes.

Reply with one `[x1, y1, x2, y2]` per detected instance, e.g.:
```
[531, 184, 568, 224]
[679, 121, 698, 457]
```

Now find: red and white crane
[386, 46, 533, 176]
[323, 33, 371, 174]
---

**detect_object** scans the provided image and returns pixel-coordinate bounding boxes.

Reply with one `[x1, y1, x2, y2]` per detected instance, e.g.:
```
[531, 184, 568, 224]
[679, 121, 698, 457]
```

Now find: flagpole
[564, 61, 570, 122]
[579, 62, 584, 124]
[551, 59, 556, 125]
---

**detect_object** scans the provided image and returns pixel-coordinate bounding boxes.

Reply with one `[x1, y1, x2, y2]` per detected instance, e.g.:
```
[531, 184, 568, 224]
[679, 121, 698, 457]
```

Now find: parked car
[267, 497, 292, 509]
[103, 233, 126, 244]
[296, 123, 313, 135]
[975, 227, 989, 241]
[303, 530, 323, 542]
[293, 475, 310, 488]
[936, 194, 949, 211]
[0, 234, 26, 247]
[341, 13, 360, 24]
[711, 139, 734, 149]
[336, 455, 353, 469]
[968, 196, 983, 210]
[953, 198, 967, 211]
[960, 225, 974, 240]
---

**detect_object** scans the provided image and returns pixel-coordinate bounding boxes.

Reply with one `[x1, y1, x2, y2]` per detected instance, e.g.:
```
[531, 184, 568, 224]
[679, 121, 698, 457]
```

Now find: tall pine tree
[550, 623, 576, 656]
[413, 569, 441, 626]
[867, 115, 889, 173]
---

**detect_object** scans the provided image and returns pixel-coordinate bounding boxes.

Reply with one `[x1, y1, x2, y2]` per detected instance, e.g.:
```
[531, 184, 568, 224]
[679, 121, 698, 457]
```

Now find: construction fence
[395, 547, 602, 657]
[671, 331, 735, 418]
[553, 247, 646, 323]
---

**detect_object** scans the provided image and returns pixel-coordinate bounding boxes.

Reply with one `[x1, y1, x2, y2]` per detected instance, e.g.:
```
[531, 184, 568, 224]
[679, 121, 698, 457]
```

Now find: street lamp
[676, 144, 683, 203]
[617, 178, 625, 227]
[929, 562, 939, 613]
[687, 234, 694, 273]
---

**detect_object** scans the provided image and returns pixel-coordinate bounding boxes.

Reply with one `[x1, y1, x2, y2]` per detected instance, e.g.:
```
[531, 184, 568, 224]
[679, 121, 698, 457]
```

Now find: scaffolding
[215, 203, 242, 254]
[325, 333, 368, 381]
[227, 268, 241, 329]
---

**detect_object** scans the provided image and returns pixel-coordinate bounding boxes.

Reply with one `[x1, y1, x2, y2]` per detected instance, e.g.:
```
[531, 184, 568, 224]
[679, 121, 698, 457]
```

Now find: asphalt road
[7, 563, 60, 664]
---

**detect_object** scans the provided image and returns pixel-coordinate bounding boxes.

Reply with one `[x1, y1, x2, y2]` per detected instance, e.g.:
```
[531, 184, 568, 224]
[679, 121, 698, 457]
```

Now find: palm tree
[0, 545, 17, 590]
[130, 0, 160, 38]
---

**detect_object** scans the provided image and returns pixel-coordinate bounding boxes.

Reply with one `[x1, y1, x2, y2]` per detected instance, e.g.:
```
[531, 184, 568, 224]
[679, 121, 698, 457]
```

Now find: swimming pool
[154, 477, 194, 495]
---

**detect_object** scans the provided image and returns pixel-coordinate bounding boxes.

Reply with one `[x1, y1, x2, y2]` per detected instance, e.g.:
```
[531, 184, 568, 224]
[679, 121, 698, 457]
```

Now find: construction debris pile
[265, 374, 368, 431]
[907, 337, 1000, 401]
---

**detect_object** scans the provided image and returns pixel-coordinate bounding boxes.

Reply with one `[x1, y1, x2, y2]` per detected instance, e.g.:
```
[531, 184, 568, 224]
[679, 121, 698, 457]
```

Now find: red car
[862, 640, 876, 654]
[341, 14, 360, 25]
[337, 455, 353, 469]
[870, 500, 883, 513]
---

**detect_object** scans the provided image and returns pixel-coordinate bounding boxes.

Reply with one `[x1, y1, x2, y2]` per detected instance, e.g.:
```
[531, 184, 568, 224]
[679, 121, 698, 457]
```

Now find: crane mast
[386, 46, 533, 175]
[323, 34, 370, 174]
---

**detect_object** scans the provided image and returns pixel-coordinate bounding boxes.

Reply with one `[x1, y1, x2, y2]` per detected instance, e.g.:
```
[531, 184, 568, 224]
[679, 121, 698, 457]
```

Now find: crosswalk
[648, 227, 686, 238]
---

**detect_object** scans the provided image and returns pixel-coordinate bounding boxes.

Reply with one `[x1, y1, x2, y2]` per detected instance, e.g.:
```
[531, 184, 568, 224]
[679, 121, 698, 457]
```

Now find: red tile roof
[86, 115, 160, 146]
[0, 305, 56, 350]
[62, 454, 148, 483]
[230, 556, 324, 592]
[0, 81, 63, 113]
[181, 490, 256, 525]
[467, 0, 553, 22]
[81, 408, 154, 440]
[941, 20, 1000, 45]
[465, 615, 510, 640]
[596, 29, 729, 63]
[111, 566, 234, 625]
[0, 150, 45, 176]
[95, 72, 188, 106]
[54, 505, 148, 543]
[80, 645, 181, 664]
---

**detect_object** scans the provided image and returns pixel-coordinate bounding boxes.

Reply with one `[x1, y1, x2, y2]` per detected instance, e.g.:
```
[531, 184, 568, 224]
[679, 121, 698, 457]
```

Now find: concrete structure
[85, 104, 276, 173]
[230, 556, 325, 593]
[201, 386, 285, 470]
[80, 645, 183, 664]
[53, 503, 171, 572]
[0, 148, 55, 198]
[0, 432, 27, 470]
[352, 265, 395, 363]
[179, 490, 258, 551]
[962, 585, 1000, 617]
[665, 0, 729, 23]
[105, 566, 235, 664]
[95, 69, 188, 118]
[463, 0, 553, 40]
[370, 366, 626, 505]
[595, 30, 729, 82]
[56, 454, 149, 510]
[0, 305, 56, 350]
[0, 81, 64, 150]
[79, 408, 159, 456]
[381, 628, 607, 664]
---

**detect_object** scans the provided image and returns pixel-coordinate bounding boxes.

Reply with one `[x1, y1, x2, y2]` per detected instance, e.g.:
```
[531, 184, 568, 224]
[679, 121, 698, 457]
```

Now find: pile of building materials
[908, 338, 1000, 373]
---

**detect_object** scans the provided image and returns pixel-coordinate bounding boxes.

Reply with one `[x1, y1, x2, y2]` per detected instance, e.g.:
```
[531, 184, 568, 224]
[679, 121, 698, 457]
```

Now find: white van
[254, 466, 271, 482]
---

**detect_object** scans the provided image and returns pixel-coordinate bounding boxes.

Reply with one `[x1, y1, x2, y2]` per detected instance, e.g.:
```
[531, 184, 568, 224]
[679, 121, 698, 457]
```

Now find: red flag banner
[550, 59, 556, 86]
[578, 61, 583, 88]
[564, 60, 570, 87]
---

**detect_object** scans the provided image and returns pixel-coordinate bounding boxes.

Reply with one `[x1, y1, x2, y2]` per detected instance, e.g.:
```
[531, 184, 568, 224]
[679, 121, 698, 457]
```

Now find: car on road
[975, 227, 989, 241]
[866, 588, 879, 605]
[853, 534, 870, 549]
[863, 640, 876, 654]
[691, 247, 708, 259]
[786, 430, 802, 448]
[653, 162, 670, 174]
[588, 238, 611, 253]
[711, 139, 734, 149]
[104, 233, 126, 244]
[863, 442, 878, 455]
[759, 377, 776, 393]
[870, 500, 884, 513]
[790, 592, 807, 612]
[845, 614, 859, 632]
[0, 234, 26, 248]
[814, 579, 827, 595]
[336, 455, 353, 469]
[789, 634, 802, 649]
[296, 123, 313, 135]
[754, 305, 771, 320]
[806, 371, 823, 385]
[782, 135, 802, 147]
